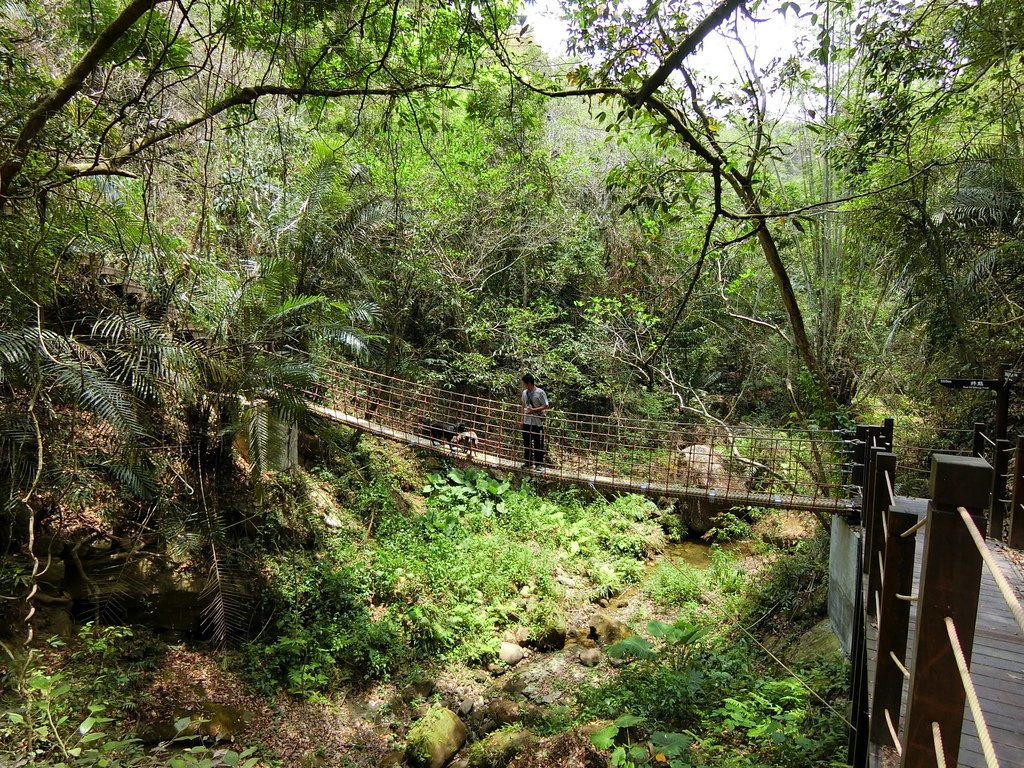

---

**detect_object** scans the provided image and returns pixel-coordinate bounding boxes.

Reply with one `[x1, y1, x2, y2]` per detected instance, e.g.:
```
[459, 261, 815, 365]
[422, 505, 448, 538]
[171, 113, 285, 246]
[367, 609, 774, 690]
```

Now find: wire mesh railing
[301, 358, 856, 512]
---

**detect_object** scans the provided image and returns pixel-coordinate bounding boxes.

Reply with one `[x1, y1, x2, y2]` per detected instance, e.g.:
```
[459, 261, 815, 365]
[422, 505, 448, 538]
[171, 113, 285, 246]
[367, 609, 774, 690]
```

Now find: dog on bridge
[416, 419, 467, 448]
[450, 429, 478, 458]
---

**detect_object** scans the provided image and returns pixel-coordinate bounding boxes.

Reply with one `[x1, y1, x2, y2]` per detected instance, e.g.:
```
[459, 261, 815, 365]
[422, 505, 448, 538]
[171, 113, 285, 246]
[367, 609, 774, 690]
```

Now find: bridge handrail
[303, 355, 856, 510]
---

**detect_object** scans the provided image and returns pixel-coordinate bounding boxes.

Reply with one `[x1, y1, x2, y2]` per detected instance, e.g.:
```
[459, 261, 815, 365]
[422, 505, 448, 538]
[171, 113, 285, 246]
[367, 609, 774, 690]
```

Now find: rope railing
[943, 616, 1001, 768]
[304, 357, 856, 512]
[933, 722, 948, 768]
[956, 506, 1024, 637]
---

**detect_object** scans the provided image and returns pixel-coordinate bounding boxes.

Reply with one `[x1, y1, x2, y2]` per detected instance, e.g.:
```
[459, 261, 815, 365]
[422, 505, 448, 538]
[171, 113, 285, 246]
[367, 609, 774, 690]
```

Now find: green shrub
[243, 554, 407, 696]
[645, 562, 705, 608]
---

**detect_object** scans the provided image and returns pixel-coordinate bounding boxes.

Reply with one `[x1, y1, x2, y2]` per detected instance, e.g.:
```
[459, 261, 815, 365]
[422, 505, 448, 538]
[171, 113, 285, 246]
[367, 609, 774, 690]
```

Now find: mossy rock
[405, 706, 468, 768]
[785, 618, 843, 666]
[468, 727, 537, 768]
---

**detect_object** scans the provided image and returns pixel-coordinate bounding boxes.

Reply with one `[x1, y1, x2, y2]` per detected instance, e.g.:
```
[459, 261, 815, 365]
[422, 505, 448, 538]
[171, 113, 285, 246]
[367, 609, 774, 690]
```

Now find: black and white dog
[416, 419, 467, 448]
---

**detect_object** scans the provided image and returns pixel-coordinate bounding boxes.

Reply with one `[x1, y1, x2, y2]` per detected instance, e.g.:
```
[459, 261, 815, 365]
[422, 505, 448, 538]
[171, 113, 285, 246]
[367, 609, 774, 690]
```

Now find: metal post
[900, 454, 991, 768]
[1009, 435, 1024, 550]
[991, 437, 1010, 541]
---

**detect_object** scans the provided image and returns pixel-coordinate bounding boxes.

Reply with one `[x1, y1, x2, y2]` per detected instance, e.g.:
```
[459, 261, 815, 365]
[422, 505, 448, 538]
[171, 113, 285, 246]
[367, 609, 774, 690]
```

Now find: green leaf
[607, 636, 656, 660]
[613, 713, 643, 728]
[590, 724, 618, 749]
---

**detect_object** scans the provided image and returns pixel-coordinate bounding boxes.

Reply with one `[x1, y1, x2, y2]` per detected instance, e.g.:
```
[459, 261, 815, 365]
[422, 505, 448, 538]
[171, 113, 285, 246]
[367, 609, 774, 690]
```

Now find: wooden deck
[866, 497, 1024, 768]
[307, 403, 856, 514]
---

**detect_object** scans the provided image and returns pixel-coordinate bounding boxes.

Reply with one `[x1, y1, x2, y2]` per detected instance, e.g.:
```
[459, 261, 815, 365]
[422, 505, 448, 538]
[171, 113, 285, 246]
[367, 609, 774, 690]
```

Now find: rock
[403, 679, 436, 702]
[499, 641, 524, 666]
[467, 727, 536, 768]
[486, 663, 505, 676]
[378, 750, 405, 768]
[519, 584, 531, 597]
[36, 559, 66, 585]
[785, 619, 844, 666]
[500, 676, 528, 695]
[323, 514, 344, 528]
[555, 575, 577, 588]
[405, 707, 468, 768]
[588, 613, 631, 646]
[579, 647, 601, 667]
[486, 698, 522, 726]
[458, 696, 485, 717]
[502, 626, 529, 644]
[672, 445, 749, 534]
[530, 618, 567, 651]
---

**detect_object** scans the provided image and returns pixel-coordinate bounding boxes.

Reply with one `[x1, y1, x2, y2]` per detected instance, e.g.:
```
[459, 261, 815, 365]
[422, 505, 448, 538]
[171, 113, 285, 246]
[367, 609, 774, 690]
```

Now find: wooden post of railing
[990, 437, 1010, 541]
[858, 426, 884, 576]
[852, 425, 870, 490]
[882, 417, 895, 451]
[901, 454, 991, 768]
[870, 501, 918, 747]
[1009, 435, 1024, 550]
[865, 451, 895, 618]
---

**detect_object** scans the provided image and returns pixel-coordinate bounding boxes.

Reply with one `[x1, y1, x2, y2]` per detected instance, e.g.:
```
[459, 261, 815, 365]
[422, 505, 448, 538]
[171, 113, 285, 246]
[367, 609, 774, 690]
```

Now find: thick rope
[883, 468, 895, 508]
[944, 616, 1000, 768]
[884, 708, 902, 755]
[956, 506, 1024, 637]
[888, 650, 910, 680]
[932, 722, 948, 768]
[900, 516, 928, 538]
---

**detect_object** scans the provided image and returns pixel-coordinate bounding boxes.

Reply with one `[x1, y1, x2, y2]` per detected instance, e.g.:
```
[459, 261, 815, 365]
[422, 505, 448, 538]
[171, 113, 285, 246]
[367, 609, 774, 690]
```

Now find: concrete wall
[828, 515, 860, 656]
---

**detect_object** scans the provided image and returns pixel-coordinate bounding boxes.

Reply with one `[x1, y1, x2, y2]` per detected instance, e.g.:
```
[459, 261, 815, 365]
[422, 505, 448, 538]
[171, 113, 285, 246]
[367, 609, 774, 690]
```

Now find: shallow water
[660, 539, 753, 569]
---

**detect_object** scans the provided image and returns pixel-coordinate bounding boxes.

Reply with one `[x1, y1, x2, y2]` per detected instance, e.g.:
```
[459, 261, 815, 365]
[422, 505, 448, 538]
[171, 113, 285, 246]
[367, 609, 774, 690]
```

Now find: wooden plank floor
[867, 498, 1024, 768]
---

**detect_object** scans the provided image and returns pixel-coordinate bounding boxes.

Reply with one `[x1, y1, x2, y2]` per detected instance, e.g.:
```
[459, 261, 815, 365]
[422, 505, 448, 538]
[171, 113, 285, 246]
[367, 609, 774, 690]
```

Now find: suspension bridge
[301, 358, 856, 514]
[297, 358, 1024, 768]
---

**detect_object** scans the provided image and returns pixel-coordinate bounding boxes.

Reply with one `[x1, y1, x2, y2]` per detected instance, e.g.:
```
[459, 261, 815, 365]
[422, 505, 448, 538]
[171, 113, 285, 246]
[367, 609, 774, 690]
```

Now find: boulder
[529, 617, 567, 651]
[405, 707, 468, 768]
[785, 619, 844, 666]
[486, 698, 522, 726]
[499, 641, 525, 666]
[579, 647, 601, 667]
[588, 613, 631, 646]
[468, 728, 537, 768]
[673, 445, 749, 535]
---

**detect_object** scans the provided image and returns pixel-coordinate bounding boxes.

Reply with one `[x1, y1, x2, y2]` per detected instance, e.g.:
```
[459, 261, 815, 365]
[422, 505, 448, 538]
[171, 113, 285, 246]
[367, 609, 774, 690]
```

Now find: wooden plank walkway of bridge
[866, 497, 1024, 768]
[307, 403, 856, 514]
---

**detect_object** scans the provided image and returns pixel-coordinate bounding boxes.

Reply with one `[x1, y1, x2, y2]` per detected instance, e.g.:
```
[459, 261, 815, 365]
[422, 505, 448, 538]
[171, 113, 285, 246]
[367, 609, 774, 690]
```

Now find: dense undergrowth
[1, 431, 849, 767]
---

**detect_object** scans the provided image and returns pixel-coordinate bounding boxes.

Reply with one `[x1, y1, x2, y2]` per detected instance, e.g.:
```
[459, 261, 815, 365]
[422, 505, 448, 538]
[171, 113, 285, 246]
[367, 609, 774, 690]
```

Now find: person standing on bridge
[520, 373, 549, 468]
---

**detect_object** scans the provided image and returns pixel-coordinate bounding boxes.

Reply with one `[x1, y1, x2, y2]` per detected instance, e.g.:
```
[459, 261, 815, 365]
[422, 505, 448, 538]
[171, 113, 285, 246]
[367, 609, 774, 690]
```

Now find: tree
[481, 0, 843, 410]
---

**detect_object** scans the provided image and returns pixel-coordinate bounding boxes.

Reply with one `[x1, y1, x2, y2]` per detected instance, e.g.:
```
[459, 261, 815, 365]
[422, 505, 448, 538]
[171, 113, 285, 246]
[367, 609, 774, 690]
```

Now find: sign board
[938, 378, 1002, 391]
